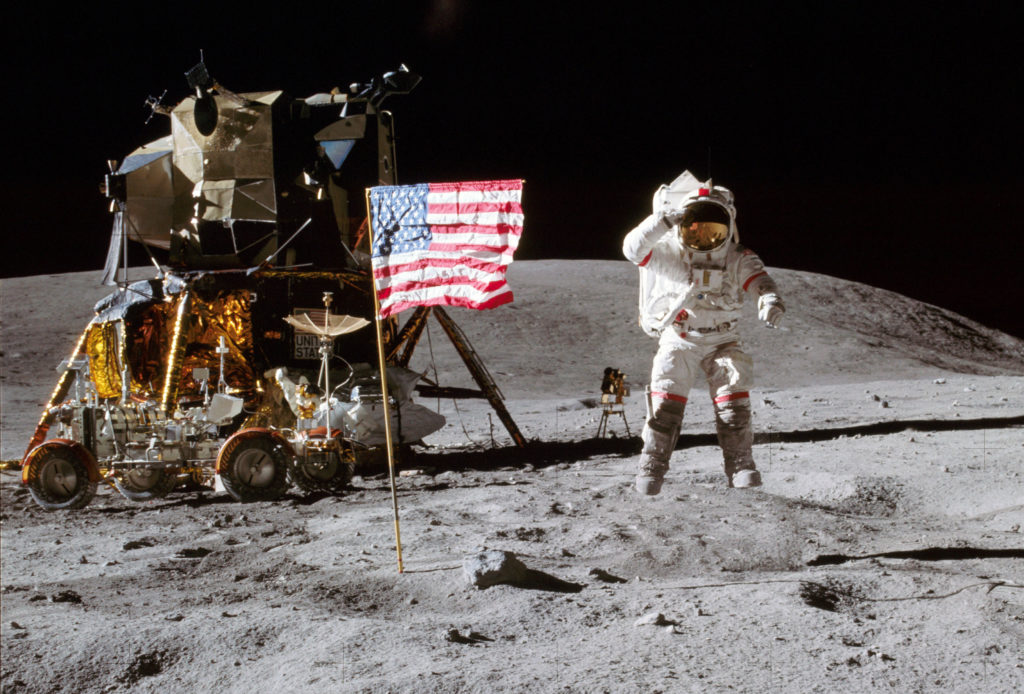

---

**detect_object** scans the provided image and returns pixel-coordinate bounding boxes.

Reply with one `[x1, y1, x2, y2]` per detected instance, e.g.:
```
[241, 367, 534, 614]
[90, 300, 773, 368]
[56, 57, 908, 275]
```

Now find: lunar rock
[634, 612, 674, 627]
[463, 548, 529, 589]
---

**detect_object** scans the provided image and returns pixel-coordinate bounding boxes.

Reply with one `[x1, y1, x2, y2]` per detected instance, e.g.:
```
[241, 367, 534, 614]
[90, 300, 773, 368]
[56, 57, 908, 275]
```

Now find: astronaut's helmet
[678, 200, 731, 252]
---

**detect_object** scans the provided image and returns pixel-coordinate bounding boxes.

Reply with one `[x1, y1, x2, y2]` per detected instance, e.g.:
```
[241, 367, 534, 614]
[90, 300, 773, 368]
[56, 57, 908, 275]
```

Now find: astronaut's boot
[714, 400, 761, 488]
[636, 399, 685, 496]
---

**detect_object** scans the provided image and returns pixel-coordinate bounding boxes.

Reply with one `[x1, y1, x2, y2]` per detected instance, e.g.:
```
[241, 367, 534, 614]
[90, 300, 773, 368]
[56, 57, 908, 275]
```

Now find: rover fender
[22, 439, 101, 485]
[215, 428, 293, 475]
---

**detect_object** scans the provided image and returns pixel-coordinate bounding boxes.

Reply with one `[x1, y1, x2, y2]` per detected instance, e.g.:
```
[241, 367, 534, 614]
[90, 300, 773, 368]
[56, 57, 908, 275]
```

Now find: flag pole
[365, 187, 404, 574]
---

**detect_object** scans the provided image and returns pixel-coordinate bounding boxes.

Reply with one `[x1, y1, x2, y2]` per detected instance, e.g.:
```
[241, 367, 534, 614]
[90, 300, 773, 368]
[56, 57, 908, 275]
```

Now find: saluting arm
[623, 214, 673, 267]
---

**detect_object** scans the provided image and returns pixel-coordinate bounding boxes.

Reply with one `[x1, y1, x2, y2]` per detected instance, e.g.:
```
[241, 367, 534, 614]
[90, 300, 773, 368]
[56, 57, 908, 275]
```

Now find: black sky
[2, 2, 1022, 336]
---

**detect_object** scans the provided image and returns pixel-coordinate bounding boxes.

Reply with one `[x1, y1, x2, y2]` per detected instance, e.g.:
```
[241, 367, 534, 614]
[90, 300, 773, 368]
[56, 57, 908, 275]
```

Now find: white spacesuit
[623, 171, 784, 495]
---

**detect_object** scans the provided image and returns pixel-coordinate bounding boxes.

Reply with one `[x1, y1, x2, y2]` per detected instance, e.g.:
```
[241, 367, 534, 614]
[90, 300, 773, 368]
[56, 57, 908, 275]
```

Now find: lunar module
[19, 60, 483, 510]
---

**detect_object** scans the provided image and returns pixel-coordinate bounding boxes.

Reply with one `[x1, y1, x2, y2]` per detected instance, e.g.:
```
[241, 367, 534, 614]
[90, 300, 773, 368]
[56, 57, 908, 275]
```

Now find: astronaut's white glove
[758, 293, 785, 327]
[661, 207, 688, 228]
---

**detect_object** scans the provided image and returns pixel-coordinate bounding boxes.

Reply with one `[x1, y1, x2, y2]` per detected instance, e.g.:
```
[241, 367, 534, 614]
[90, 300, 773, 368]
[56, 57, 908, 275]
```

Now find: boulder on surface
[463, 549, 529, 589]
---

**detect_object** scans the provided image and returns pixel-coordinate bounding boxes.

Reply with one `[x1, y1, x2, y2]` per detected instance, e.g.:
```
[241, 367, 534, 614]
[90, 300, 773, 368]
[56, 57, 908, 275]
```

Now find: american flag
[369, 179, 524, 318]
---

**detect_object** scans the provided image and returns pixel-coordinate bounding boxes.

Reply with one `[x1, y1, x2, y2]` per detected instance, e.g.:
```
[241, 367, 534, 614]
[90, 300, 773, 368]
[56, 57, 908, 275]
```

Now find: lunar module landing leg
[385, 306, 526, 448]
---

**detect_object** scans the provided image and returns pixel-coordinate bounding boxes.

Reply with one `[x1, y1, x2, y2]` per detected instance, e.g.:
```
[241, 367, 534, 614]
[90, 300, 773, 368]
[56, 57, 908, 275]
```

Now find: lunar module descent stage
[18, 61, 524, 511]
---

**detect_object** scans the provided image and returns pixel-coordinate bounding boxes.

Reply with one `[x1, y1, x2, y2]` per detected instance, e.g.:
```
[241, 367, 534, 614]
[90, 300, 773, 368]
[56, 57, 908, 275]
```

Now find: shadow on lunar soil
[807, 546, 1024, 566]
[403, 413, 1024, 474]
[755, 413, 1024, 444]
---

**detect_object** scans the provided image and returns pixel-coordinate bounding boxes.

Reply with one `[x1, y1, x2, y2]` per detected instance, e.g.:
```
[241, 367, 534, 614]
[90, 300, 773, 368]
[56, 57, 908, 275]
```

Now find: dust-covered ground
[2, 261, 1023, 693]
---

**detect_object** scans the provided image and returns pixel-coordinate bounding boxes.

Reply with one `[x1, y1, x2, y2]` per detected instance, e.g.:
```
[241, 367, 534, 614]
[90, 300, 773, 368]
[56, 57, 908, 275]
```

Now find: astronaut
[623, 171, 784, 495]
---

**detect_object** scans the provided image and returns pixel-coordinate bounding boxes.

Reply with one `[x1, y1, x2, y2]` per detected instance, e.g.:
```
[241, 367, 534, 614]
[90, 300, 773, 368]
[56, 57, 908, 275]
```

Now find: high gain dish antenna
[283, 292, 370, 429]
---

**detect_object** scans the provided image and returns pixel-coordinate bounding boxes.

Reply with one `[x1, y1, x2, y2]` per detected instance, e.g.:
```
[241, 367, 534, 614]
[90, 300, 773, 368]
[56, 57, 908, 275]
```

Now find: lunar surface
[2, 260, 1023, 693]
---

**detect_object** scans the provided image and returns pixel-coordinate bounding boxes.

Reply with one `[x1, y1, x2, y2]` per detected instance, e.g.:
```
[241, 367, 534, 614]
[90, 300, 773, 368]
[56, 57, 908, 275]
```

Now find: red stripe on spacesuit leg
[714, 391, 749, 404]
[638, 251, 652, 267]
[742, 271, 767, 291]
[651, 391, 688, 403]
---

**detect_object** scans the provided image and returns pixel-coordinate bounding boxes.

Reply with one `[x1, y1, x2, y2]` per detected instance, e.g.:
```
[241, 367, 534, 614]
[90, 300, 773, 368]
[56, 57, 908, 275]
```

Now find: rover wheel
[25, 447, 97, 511]
[290, 442, 355, 493]
[113, 467, 180, 502]
[220, 435, 290, 502]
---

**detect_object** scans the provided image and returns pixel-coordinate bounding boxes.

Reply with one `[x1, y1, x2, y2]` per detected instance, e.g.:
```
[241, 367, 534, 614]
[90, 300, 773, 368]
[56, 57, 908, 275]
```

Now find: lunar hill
[1, 260, 1023, 693]
[410, 260, 1024, 398]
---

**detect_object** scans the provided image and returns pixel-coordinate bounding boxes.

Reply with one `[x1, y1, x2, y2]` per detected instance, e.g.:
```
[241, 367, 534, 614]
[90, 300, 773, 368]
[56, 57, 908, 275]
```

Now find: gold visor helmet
[678, 201, 731, 252]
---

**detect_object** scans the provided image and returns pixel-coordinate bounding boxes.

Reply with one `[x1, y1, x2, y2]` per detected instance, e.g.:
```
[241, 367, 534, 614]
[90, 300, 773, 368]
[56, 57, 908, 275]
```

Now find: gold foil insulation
[170, 290, 258, 407]
[127, 303, 174, 398]
[86, 322, 124, 399]
[76, 287, 259, 412]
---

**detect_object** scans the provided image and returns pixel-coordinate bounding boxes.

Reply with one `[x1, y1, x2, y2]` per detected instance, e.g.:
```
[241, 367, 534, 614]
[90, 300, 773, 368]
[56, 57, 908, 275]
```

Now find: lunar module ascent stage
[19, 62, 524, 511]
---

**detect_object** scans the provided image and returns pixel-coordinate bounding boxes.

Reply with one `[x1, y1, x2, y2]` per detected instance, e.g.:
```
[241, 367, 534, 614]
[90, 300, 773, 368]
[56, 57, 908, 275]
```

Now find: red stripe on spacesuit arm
[651, 391, 688, 403]
[637, 251, 652, 267]
[742, 271, 767, 291]
[714, 391, 750, 404]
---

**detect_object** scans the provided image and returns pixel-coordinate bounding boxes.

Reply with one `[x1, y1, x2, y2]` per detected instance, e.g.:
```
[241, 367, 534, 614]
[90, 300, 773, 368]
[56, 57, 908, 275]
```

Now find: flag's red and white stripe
[370, 180, 524, 318]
